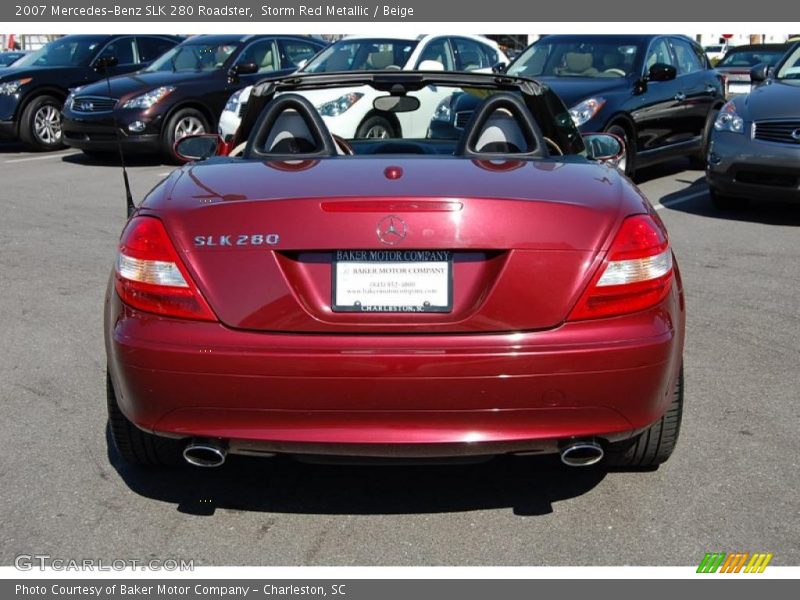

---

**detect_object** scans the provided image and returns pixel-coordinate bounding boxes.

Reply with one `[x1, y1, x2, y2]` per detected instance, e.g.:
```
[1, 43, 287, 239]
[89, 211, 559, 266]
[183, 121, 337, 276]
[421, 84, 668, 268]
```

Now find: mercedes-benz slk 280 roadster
[105, 72, 685, 470]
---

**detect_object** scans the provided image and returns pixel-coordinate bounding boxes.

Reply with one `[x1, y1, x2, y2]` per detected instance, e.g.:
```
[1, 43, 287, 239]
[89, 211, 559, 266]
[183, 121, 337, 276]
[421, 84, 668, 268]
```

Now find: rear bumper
[106, 282, 685, 457]
[707, 131, 800, 202]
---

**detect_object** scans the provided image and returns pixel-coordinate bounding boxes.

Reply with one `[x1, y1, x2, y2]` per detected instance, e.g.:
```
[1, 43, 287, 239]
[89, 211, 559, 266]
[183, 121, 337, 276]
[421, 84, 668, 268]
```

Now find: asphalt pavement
[0, 142, 798, 566]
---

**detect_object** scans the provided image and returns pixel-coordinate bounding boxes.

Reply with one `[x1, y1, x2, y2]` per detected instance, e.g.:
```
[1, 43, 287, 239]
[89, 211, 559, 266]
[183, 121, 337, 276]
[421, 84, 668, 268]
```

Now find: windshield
[775, 46, 800, 79]
[508, 39, 640, 78]
[302, 39, 419, 72]
[718, 48, 786, 68]
[0, 53, 25, 67]
[12, 37, 105, 68]
[146, 41, 238, 72]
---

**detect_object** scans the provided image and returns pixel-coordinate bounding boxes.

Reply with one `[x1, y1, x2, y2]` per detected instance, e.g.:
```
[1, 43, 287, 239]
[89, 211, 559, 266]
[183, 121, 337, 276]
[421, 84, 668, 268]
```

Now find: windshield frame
[11, 35, 108, 68]
[300, 38, 420, 73]
[507, 35, 645, 80]
[144, 40, 242, 73]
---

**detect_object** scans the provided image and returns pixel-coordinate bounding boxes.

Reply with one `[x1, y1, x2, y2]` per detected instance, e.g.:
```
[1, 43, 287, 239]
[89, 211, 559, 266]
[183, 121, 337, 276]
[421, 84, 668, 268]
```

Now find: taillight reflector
[114, 216, 216, 321]
[569, 214, 674, 321]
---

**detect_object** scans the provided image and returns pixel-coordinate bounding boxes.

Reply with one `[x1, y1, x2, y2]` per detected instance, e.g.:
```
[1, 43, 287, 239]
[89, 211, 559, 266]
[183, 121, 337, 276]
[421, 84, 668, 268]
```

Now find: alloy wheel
[33, 105, 62, 145]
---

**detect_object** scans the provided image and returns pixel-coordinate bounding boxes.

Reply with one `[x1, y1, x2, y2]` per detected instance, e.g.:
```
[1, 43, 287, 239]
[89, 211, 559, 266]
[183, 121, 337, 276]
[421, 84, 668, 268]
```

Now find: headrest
[565, 52, 594, 73]
[475, 111, 528, 153]
[368, 51, 394, 69]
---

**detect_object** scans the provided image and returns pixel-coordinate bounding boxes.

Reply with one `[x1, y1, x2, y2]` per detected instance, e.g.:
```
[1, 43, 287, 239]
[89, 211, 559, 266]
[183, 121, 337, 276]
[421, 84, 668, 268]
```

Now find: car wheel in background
[605, 122, 635, 178]
[605, 364, 684, 468]
[107, 371, 182, 467]
[689, 109, 718, 169]
[162, 108, 209, 163]
[356, 115, 396, 139]
[710, 188, 749, 211]
[19, 95, 65, 151]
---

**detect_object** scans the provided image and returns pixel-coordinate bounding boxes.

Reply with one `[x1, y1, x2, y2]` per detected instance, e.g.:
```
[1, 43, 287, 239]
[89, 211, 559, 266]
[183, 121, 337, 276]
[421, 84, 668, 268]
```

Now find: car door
[631, 37, 684, 155]
[92, 36, 139, 78]
[669, 37, 719, 141]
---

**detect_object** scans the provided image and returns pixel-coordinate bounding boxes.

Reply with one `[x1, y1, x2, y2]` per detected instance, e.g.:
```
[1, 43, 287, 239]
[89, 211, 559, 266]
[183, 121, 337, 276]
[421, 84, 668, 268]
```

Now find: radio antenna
[96, 56, 135, 217]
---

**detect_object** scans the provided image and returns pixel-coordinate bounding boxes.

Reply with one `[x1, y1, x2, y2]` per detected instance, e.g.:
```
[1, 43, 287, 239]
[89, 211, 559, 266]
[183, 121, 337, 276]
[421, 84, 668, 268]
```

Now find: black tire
[356, 114, 396, 139]
[107, 371, 183, 467]
[162, 107, 210, 163]
[689, 109, 718, 169]
[710, 188, 749, 211]
[19, 95, 65, 151]
[605, 122, 635, 178]
[605, 364, 684, 468]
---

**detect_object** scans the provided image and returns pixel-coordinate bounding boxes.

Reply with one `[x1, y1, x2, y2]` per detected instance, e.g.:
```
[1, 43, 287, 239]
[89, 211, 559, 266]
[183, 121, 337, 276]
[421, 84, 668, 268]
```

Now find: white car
[219, 34, 508, 141]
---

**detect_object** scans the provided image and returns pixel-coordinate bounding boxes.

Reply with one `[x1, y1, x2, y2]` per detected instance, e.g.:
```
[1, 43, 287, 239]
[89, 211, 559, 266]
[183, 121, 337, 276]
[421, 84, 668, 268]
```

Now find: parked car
[218, 35, 508, 141]
[0, 34, 181, 151]
[429, 34, 726, 177]
[0, 51, 26, 67]
[707, 42, 800, 209]
[105, 70, 685, 471]
[703, 43, 730, 64]
[61, 34, 326, 162]
[716, 43, 790, 97]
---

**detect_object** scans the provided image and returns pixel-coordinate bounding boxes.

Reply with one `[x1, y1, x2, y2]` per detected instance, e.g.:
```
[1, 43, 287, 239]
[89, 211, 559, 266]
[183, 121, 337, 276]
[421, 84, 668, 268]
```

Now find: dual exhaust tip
[183, 439, 227, 468]
[182, 438, 604, 468]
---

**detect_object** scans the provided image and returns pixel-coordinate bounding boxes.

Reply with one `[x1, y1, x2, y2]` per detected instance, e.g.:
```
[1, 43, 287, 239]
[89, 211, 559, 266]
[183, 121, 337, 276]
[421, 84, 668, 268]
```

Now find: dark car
[429, 34, 726, 177]
[707, 43, 800, 209]
[0, 35, 181, 151]
[0, 51, 26, 67]
[716, 44, 790, 97]
[61, 34, 327, 162]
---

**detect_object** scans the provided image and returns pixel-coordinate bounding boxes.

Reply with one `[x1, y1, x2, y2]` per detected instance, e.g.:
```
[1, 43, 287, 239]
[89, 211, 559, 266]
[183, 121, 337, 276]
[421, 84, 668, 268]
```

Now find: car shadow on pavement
[62, 151, 167, 168]
[633, 157, 700, 185]
[106, 428, 609, 517]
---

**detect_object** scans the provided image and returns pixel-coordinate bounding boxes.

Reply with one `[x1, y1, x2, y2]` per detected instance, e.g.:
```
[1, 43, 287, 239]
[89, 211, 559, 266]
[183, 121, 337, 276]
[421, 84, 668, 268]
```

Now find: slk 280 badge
[194, 234, 280, 247]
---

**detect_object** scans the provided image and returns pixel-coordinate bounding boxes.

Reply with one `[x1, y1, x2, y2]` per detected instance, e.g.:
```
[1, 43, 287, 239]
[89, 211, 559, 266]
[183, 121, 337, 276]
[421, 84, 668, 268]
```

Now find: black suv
[61, 34, 326, 162]
[430, 34, 726, 177]
[0, 34, 181, 151]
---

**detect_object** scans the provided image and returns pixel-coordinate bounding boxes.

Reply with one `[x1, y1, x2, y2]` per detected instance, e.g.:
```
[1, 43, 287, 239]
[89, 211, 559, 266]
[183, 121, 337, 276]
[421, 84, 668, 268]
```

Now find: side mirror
[582, 132, 626, 168]
[648, 62, 677, 82]
[750, 62, 769, 83]
[231, 62, 259, 76]
[418, 59, 445, 71]
[492, 62, 508, 74]
[174, 134, 222, 162]
[93, 56, 119, 71]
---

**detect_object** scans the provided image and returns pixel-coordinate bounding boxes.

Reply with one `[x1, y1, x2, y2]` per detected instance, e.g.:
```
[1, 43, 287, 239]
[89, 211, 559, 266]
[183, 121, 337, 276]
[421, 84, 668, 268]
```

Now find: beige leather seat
[474, 110, 529, 153]
[368, 51, 395, 69]
[262, 110, 318, 154]
[561, 52, 598, 76]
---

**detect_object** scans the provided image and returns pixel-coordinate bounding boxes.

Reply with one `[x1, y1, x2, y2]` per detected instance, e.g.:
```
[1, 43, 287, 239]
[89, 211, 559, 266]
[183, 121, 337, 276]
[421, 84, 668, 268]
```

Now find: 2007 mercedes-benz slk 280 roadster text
[105, 71, 685, 471]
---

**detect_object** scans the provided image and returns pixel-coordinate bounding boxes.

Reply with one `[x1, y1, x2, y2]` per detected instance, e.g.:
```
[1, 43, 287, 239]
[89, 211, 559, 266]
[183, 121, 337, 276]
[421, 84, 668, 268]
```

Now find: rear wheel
[605, 364, 684, 468]
[107, 371, 183, 467]
[162, 108, 209, 163]
[19, 95, 65, 151]
[356, 115, 396, 139]
[605, 122, 635, 178]
[710, 188, 749, 211]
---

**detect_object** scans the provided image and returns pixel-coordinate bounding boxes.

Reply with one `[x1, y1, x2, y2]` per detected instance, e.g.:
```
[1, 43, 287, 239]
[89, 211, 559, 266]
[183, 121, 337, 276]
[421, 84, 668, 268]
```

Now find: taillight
[568, 214, 674, 321]
[114, 216, 216, 321]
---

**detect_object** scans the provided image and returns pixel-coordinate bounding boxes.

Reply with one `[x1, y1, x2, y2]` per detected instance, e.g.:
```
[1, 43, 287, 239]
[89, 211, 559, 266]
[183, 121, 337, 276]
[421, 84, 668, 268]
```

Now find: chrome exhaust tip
[560, 441, 604, 467]
[183, 439, 227, 468]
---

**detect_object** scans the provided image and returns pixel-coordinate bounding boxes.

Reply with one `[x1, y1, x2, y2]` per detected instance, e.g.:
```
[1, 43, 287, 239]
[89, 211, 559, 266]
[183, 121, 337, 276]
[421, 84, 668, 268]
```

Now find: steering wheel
[603, 68, 627, 77]
[333, 134, 354, 155]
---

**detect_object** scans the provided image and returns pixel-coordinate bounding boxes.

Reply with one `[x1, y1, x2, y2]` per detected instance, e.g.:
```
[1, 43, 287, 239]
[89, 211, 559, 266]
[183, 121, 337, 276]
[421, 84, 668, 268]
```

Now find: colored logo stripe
[697, 552, 773, 573]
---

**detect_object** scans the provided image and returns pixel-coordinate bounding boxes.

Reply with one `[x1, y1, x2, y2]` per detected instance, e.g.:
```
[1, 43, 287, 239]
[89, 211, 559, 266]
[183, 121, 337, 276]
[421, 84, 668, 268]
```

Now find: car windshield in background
[12, 37, 105, 67]
[718, 49, 786, 67]
[145, 42, 237, 72]
[775, 46, 800, 79]
[508, 40, 639, 78]
[301, 39, 419, 72]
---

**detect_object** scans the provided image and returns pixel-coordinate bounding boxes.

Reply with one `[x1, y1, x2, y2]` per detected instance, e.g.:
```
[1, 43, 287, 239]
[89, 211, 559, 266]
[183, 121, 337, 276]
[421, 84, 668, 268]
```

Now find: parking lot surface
[1, 143, 798, 566]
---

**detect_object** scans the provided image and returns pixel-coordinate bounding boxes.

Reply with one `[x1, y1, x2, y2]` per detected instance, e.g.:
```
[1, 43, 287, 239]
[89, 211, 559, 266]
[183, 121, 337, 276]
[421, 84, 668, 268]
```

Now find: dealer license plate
[332, 249, 453, 313]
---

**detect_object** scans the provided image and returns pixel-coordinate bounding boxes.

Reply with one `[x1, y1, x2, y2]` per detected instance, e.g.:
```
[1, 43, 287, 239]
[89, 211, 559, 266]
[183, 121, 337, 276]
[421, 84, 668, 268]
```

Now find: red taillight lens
[568, 214, 674, 321]
[114, 216, 216, 321]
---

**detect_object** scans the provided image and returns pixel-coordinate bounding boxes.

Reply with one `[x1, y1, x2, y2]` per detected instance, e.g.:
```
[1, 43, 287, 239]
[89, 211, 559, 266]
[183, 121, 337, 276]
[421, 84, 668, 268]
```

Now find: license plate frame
[332, 250, 453, 313]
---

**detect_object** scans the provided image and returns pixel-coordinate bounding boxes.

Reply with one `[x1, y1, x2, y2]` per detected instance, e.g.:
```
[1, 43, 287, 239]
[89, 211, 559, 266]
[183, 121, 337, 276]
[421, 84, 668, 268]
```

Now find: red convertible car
[105, 72, 685, 470]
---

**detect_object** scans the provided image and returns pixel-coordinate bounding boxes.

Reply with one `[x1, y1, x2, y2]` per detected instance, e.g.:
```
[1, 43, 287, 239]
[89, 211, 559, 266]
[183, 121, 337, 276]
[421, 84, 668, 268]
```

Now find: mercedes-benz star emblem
[792, 128, 800, 142]
[376, 215, 407, 245]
